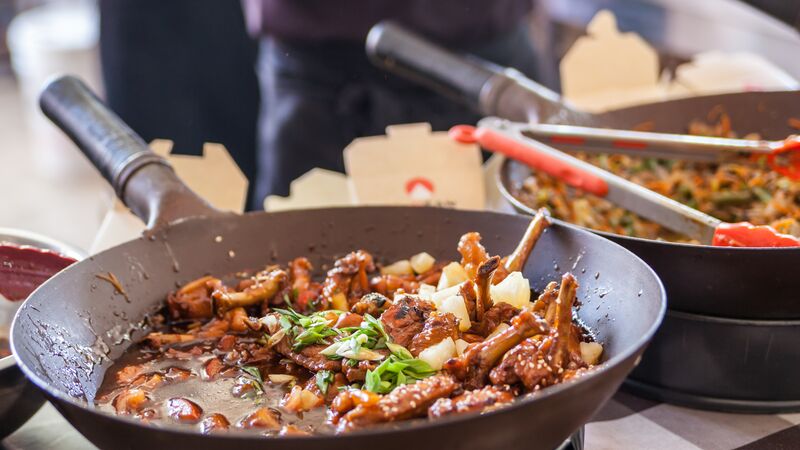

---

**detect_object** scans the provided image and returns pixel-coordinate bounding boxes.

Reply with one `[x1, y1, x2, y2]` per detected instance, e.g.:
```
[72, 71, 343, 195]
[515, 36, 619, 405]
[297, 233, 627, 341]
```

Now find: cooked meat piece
[337, 375, 458, 432]
[460, 333, 485, 344]
[275, 339, 342, 372]
[531, 282, 559, 325]
[329, 389, 381, 424]
[290, 257, 312, 293]
[475, 256, 500, 322]
[470, 303, 520, 337]
[379, 295, 434, 348]
[213, 267, 287, 313]
[164, 366, 193, 382]
[116, 364, 145, 385]
[458, 232, 490, 280]
[490, 273, 587, 390]
[350, 292, 391, 316]
[112, 388, 149, 414]
[229, 342, 277, 366]
[166, 397, 203, 423]
[409, 312, 459, 356]
[129, 372, 166, 390]
[497, 210, 550, 283]
[144, 332, 197, 348]
[288, 257, 320, 311]
[196, 316, 231, 339]
[369, 274, 419, 298]
[444, 309, 548, 389]
[488, 338, 544, 388]
[342, 357, 385, 383]
[238, 407, 281, 429]
[334, 312, 363, 329]
[428, 385, 515, 418]
[459, 280, 478, 322]
[167, 276, 215, 320]
[200, 413, 230, 433]
[217, 334, 236, 351]
[322, 250, 375, 308]
[203, 357, 225, 379]
[227, 307, 251, 332]
[143, 316, 231, 348]
[548, 274, 584, 371]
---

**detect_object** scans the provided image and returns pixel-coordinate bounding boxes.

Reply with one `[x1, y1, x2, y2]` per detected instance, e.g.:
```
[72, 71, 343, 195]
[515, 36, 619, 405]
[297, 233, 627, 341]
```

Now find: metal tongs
[518, 123, 800, 180]
[451, 117, 800, 247]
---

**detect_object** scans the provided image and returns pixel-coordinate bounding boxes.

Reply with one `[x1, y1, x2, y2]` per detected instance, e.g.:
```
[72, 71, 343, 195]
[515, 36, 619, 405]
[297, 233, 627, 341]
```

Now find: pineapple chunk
[418, 337, 457, 371]
[454, 339, 469, 356]
[439, 295, 471, 331]
[430, 282, 465, 308]
[380, 259, 414, 276]
[489, 271, 531, 309]
[580, 342, 603, 365]
[417, 283, 436, 301]
[436, 262, 469, 290]
[410, 252, 436, 274]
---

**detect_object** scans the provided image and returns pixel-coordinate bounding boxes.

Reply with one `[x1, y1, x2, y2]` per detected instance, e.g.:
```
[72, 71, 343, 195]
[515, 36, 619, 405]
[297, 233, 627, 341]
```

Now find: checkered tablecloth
[585, 391, 800, 450]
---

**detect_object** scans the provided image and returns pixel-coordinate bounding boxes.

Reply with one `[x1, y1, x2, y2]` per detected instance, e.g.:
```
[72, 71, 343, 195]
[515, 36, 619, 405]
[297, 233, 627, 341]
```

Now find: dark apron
[253, 25, 540, 205]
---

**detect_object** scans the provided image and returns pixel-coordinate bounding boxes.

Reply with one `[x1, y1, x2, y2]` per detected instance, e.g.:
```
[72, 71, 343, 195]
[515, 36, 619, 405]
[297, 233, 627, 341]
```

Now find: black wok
[497, 92, 800, 320]
[366, 20, 800, 320]
[366, 22, 800, 412]
[10, 76, 665, 450]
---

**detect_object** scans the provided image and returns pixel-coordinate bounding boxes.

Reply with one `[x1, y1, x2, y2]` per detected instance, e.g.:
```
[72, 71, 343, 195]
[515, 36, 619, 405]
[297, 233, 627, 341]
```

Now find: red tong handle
[450, 125, 609, 196]
[713, 222, 800, 247]
[768, 137, 800, 180]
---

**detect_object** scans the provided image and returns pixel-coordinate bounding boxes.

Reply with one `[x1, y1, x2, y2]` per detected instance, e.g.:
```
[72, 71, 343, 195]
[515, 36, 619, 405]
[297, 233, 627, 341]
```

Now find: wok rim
[497, 157, 800, 252]
[11, 206, 667, 442]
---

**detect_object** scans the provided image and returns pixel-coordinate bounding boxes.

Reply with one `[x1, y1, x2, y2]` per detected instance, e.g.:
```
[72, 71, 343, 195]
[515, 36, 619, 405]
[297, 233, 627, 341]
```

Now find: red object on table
[0, 244, 76, 301]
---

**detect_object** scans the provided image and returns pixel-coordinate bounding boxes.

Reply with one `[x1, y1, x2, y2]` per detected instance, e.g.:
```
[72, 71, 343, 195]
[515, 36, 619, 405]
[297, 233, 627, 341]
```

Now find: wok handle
[366, 21, 580, 123]
[366, 21, 496, 111]
[39, 75, 218, 229]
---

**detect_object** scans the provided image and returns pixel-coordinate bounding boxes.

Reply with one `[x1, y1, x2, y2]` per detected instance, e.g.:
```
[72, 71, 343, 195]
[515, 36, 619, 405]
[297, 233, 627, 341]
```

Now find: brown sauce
[95, 330, 332, 435]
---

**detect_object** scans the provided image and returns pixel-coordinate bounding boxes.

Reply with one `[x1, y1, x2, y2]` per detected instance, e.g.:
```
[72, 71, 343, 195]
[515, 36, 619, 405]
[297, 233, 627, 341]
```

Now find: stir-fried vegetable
[321, 314, 390, 361]
[513, 113, 800, 242]
[274, 308, 342, 350]
[364, 344, 436, 394]
[315, 370, 335, 394]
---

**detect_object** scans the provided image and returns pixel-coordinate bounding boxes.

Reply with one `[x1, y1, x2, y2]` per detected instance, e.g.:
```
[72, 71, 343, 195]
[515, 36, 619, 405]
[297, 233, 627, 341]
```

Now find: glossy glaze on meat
[96, 212, 602, 436]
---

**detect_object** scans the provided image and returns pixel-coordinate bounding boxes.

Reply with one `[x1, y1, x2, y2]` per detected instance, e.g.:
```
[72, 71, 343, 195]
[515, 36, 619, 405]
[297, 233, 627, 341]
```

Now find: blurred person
[99, 0, 259, 202]
[242, 0, 542, 206]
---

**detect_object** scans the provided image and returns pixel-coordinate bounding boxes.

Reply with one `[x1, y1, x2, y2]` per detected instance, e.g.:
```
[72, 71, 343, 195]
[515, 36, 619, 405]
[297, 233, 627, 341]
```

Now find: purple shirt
[242, 0, 532, 44]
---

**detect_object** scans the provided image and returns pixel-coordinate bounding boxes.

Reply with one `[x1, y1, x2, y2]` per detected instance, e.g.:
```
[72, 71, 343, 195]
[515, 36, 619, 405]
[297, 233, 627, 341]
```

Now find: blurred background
[0, 0, 799, 251]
